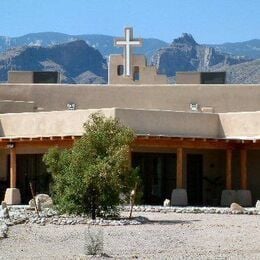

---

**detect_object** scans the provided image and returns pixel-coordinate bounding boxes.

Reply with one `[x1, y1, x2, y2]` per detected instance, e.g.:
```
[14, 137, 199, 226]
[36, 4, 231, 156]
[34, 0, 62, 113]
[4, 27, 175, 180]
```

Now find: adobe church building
[0, 27, 260, 207]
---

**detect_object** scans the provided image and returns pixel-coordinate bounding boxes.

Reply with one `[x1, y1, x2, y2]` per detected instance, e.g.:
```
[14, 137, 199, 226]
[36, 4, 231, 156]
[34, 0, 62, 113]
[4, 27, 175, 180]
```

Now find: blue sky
[0, 0, 259, 44]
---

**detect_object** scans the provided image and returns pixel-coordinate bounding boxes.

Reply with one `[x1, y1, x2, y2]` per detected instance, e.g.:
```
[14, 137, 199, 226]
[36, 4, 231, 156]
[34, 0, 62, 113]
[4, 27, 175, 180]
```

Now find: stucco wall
[1, 84, 260, 113]
[115, 108, 220, 138]
[219, 112, 260, 138]
[0, 108, 221, 139]
[0, 109, 115, 138]
[8, 71, 33, 84]
[0, 100, 35, 113]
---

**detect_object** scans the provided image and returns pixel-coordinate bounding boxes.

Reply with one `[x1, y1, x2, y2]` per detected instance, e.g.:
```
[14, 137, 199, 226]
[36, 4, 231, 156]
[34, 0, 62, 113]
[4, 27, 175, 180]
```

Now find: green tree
[43, 113, 139, 219]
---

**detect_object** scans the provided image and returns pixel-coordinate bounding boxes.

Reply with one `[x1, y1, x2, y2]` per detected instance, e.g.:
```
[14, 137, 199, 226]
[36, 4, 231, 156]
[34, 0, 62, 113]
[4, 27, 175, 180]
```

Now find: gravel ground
[0, 211, 259, 259]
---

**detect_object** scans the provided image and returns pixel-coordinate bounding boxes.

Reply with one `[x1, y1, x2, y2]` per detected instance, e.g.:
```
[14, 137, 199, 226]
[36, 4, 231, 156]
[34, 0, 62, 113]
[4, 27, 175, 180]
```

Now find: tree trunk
[91, 193, 96, 220]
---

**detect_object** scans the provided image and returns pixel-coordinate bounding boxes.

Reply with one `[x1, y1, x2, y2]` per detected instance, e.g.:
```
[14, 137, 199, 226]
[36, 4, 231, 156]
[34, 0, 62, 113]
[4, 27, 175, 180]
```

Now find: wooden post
[10, 148, 17, 188]
[240, 149, 248, 190]
[226, 149, 232, 189]
[176, 147, 184, 188]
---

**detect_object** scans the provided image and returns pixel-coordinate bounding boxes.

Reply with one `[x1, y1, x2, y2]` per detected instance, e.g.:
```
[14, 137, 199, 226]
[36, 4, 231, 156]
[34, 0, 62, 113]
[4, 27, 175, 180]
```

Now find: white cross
[115, 27, 143, 76]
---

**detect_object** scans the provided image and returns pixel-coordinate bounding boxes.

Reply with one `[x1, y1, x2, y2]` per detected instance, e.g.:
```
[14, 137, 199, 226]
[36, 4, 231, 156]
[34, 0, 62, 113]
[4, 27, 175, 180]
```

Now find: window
[33, 72, 59, 83]
[133, 66, 140, 81]
[117, 65, 124, 76]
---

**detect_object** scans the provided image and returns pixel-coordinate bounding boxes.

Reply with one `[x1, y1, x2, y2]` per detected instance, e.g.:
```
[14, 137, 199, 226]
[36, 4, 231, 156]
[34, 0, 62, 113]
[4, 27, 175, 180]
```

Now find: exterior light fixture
[190, 103, 199, 112]
[6, 143, 15, 149]
[67, 103, 76, 110]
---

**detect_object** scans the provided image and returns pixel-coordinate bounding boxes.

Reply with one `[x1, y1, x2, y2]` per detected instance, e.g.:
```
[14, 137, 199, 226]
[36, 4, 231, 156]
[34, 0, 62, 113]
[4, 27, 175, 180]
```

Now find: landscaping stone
[230, 202, 244, 213]
[29, 194, 53, 209]
[163, 199, 170, 207]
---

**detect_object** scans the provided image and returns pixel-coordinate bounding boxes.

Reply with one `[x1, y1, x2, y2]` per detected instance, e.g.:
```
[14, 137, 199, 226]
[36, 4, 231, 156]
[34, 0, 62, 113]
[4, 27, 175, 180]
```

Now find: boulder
[29, 194, 53, 209]
[230, 202, 244, 213]
[256, 200, 260, 210]
[1, 201, 7, 210]
[163, 199, 170, 207]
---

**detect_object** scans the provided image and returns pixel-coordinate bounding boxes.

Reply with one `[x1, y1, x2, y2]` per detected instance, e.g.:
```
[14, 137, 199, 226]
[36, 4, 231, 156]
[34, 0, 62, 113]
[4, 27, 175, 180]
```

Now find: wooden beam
[226, 149, 232, 189]
[176, 147, 184, 188]
[240, 149, 248, 189]
[133, 137, 233, 150]
[10, 147, 17, 188]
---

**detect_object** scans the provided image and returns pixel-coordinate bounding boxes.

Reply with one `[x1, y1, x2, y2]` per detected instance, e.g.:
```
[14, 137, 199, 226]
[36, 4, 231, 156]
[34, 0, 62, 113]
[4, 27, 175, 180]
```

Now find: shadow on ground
[134, 216, 201, 225]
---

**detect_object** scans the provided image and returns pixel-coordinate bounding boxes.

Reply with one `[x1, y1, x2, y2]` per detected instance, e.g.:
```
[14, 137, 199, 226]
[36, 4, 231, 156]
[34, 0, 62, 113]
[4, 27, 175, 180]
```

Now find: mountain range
[0, 32, 260, 84]
[0, 32, 168, 61]
[0, 40, 107, 83]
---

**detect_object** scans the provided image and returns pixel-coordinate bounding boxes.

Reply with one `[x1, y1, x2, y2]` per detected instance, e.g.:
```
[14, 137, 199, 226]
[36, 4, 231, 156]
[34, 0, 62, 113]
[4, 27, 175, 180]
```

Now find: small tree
[43, 113, 139, 219]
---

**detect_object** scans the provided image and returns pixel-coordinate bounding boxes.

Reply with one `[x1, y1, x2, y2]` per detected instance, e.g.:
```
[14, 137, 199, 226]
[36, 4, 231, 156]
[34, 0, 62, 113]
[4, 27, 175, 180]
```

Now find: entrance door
[132, 153, 176, 205]
[14, 154, 50, 203]
[187, 154, 203, 205]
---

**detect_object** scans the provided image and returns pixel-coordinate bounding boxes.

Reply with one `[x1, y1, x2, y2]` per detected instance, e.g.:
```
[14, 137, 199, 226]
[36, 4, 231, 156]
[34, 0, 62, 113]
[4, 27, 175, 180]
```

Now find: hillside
[212, 59, 260, 84]
[151, 33, 252, 78]
[0, 40, 107, 84]
[210, 39, 260, 59]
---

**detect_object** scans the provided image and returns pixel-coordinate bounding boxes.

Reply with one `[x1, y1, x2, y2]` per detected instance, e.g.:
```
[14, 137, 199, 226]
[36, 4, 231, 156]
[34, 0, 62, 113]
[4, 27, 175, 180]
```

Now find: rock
[29, 194, 53, 209]
[230, 203, 244, 213]
[2, 208, 9, 219]
[0, 222, 8, 238]
[1, 201, 7, 210]
[256, 200, 260, 210]
[163, 199, 170, 207]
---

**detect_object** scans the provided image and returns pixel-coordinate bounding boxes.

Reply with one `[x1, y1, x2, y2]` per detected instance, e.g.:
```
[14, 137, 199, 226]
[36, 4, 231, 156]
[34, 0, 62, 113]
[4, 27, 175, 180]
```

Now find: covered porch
[0, 134, 259, 206]
[131, 135, 260, 206]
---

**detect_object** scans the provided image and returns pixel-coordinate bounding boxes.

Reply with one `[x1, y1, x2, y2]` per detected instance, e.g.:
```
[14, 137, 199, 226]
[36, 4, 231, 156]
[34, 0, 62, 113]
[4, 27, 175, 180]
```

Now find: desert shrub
[43, 112, 140, 219]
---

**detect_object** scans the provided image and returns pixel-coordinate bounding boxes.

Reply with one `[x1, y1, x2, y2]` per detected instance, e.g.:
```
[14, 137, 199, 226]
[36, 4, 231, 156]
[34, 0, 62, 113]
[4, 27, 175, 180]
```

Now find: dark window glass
[133, 66, 140, 81]
[201, 72, 226, 84]
[117, 65, 124, 76]
[33, 72, 59, 83]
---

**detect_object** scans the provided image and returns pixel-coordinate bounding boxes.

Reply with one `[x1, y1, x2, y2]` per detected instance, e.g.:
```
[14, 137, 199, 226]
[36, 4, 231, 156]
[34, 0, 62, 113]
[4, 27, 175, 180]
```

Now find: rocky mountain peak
[171, 33, 198, 46]
[152, 33, 251, 78]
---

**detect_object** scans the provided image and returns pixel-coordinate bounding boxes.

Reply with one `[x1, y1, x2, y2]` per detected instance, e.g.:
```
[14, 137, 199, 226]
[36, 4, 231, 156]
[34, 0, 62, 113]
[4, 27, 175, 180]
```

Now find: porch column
[176, 147, 185, 188]
[240, 149, 248, 189]
[10, 147, 17, 188]
[226, 149, 232, 189]
[4, 144, 21, 204]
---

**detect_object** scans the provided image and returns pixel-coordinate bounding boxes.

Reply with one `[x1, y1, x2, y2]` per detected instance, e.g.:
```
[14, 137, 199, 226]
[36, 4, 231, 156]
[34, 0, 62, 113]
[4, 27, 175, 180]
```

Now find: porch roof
[0, 108, 260, 143]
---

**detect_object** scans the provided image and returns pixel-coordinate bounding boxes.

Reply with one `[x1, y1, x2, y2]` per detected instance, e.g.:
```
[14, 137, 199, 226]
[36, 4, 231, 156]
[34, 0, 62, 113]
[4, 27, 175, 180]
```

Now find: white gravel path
[0, 211, 259, 259]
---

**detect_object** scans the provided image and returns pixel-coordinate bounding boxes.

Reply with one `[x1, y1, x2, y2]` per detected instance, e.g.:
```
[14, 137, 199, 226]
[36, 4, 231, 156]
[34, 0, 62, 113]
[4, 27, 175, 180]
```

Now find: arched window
[117, 65, 124, 76]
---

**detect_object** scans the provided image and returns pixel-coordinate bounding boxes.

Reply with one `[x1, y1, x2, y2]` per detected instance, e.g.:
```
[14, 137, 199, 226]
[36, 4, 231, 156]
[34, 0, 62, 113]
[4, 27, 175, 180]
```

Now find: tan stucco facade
[1, 83, 260, 114]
